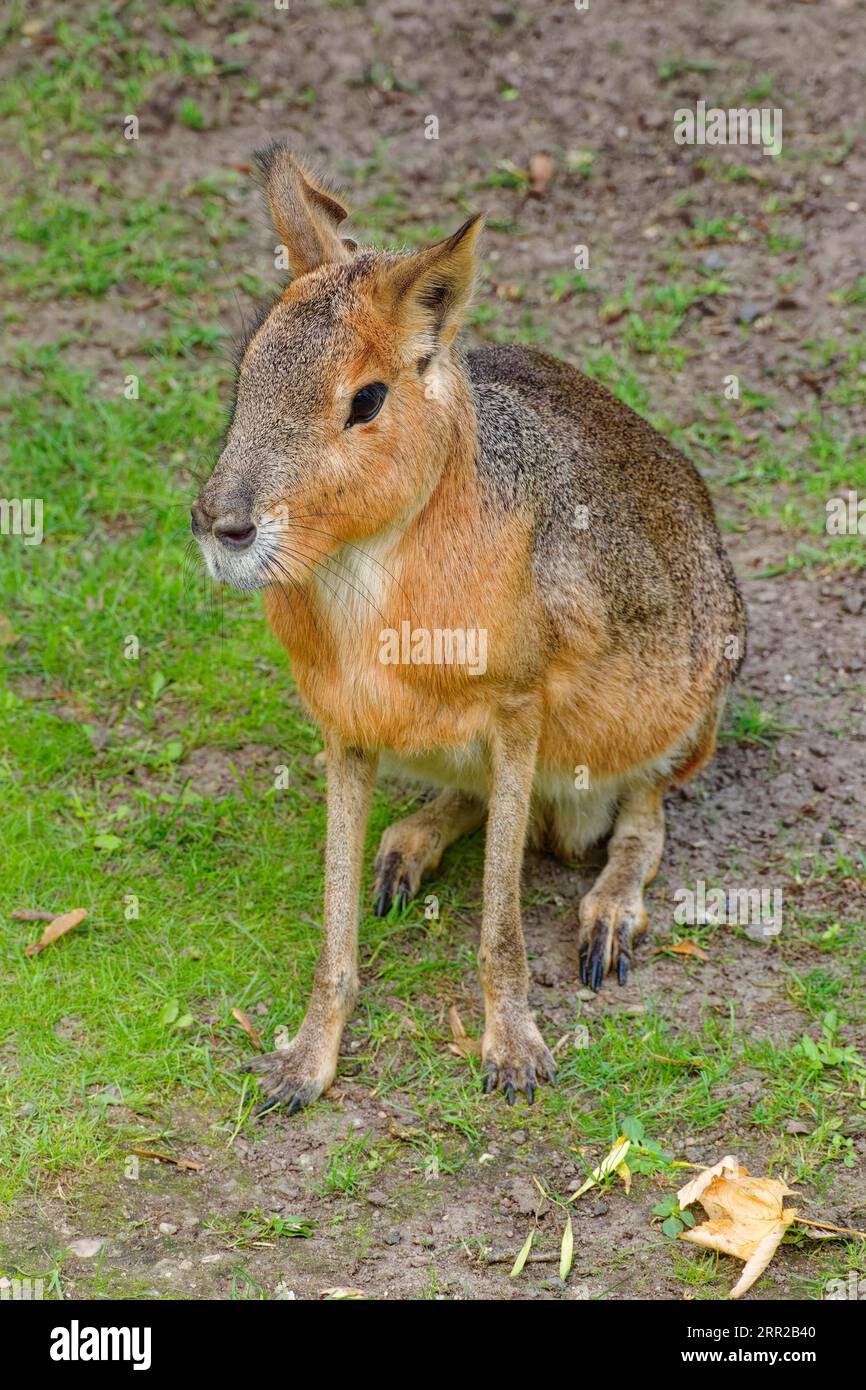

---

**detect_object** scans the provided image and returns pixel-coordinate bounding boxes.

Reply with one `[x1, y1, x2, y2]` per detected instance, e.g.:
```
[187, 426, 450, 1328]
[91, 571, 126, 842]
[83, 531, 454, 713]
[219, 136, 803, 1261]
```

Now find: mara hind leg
[372, 787, 486, 916]
[577, 779, 666, 991]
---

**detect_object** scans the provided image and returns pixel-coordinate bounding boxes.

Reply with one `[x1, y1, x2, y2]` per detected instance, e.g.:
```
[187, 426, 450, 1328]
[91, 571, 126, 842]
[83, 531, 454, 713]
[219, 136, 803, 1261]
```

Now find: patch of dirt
[5, 1092, 862, 1302]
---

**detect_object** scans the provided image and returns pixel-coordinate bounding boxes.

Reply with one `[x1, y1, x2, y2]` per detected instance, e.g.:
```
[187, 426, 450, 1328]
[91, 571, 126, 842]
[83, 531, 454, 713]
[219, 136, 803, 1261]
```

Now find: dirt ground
[4, 0, 866, 1300]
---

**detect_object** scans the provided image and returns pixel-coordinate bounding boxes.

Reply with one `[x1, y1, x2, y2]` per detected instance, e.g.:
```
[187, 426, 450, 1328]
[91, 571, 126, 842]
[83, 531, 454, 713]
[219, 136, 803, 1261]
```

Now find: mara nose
[191, 502, 257, 550]
[213, 516, 257, 550]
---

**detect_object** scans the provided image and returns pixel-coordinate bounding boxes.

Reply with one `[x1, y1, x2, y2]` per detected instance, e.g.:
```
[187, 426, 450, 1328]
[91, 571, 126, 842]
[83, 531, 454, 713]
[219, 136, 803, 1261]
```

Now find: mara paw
[577, 890, 649, 991]
[244, 1035, 337, 1118]
[480, 1009, 556, 1105]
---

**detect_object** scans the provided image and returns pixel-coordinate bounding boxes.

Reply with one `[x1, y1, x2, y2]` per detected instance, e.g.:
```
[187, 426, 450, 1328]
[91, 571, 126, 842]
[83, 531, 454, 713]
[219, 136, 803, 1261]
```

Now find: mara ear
[374, 214, 483, 360]
[254, 143, 353, 278]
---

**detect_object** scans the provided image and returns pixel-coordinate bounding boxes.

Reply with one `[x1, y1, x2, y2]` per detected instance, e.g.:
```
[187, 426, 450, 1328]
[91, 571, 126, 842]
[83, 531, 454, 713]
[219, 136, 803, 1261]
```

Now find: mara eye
[346, 381, 387, 428]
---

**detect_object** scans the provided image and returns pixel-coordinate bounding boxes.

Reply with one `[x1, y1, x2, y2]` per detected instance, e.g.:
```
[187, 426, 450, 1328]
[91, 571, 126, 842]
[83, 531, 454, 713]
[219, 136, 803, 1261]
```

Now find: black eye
[346, 381, 387, 428]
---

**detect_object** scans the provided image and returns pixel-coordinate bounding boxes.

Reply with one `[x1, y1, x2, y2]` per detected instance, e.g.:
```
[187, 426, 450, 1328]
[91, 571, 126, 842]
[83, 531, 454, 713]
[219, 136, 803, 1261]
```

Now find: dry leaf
[677, 1155, 798, 1299]
[656, 940, 709, 961]
[128, 1149, 203, 1172]
[677, 1154, 742, 1207]
[510, 1228, 535, 1278]
[568, 1137, 631, 1201]
[10, 909, 56, 922]
[319, 1287, 367, 1300]
[448, 1003, 479, 1059]
[559, 1217, 574, 1280]
[25, 908, 87, 956]
[527, 152, 555, 196]
[231, 1008, 263, 1051]
[617, 1160, 632, 1195]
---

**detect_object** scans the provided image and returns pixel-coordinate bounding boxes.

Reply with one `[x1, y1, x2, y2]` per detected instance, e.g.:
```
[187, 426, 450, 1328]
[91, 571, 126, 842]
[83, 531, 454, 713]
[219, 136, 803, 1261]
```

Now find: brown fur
[192, 146, 747, 1112]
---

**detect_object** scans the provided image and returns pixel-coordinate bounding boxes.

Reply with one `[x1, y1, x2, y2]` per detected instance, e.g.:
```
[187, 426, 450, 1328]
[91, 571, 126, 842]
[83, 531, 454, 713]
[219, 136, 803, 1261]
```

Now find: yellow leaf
[559, 1217, 574, 1280]
[676, 1154, 798, 1299]
[677, 1154, 742, 1208]
[231, 1007, 263, 1051]
[24, 907, 87, 957]
[568, 1136, 631, 1201]
[510, 1228, 535, 1278]
[655, 940, 709, 961]
[569, 1134, 631, 1200]
[448, 1004, 478, 1059]
[617, 1160, 632, 1194]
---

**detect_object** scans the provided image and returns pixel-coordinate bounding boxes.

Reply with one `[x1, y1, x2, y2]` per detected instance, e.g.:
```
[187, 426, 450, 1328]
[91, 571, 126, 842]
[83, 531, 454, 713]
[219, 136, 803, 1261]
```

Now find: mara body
[192, 146, 746, 1113]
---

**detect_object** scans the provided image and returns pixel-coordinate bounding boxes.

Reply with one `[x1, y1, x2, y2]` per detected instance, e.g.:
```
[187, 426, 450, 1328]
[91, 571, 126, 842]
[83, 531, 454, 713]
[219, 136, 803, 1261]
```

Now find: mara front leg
[479, 721, 556, 1104]
[248, 736, 377, 1116]
[578, 779, 665, 991]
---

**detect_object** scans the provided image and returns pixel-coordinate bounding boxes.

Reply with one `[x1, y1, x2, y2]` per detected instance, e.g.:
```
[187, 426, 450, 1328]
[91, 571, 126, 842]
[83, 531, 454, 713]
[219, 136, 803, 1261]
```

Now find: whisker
[272, 543, 360, 631]
[281, 521, 419, 623]
[274, 538, 387, 625]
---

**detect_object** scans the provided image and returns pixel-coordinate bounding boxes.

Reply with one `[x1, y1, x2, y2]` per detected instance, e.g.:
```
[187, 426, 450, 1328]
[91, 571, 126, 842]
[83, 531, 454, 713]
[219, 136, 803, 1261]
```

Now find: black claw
[393, 887, 409, 912]
[525, 1082, 535, 1105]
[286, 1096, 303, 1117]
[579, 948, 589, 985]
[618, 953, 630, 985]
[373, 888, 392, 918]
[483, 1071, 496, 1094]
[254, 1095, 280, 1117]
[588, 930, 608, 992]
[504, 1083, 516, 1106]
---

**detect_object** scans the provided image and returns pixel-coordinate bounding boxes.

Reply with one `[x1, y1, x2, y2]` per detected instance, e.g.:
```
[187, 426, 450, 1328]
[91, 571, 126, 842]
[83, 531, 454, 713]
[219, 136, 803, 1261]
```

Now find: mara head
[191, 145, 482, 592]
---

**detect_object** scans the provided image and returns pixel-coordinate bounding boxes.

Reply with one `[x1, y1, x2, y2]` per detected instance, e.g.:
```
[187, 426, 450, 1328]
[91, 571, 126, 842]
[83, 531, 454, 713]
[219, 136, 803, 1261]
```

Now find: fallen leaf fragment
[10, 909, 56, 922]
[559, 1217, 574, 1280]
[319, 1287, 367, 1300]
[676, 1154, 742, 1208]
[510, 1228, 535, 1278]
[568, 1136, 631, 1201]
[128, 1149, 203, 1172]
[25, 908, 87, 956]
[617, 1160, 632, 1195]
[676, 1155, 798, 1299]
[655, 940, 709, 961]
[527, 152, 555, 196]
[231, 1008, 263, 1051]
[448, 1003, 479, 1059]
